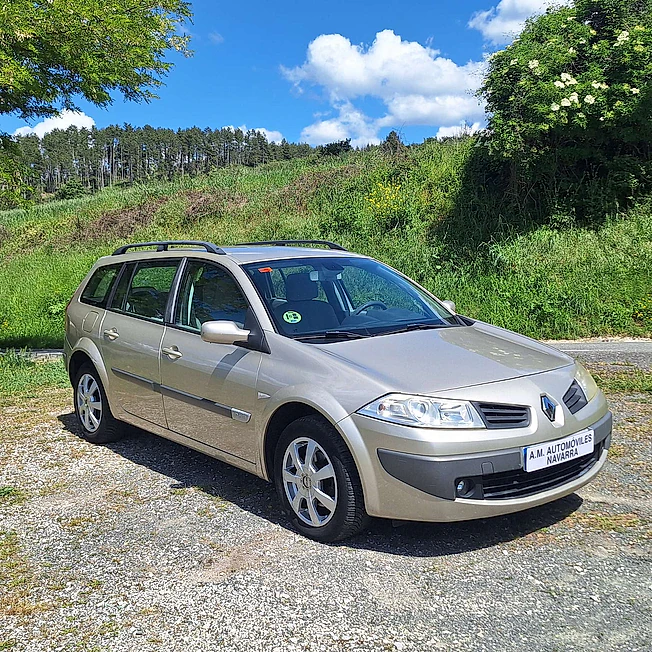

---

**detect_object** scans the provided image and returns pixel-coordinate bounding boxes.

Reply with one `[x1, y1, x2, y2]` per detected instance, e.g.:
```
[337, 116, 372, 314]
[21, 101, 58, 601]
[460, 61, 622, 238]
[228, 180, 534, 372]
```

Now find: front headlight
[575, 361, 599, 401]
[356, 394, 485, 429]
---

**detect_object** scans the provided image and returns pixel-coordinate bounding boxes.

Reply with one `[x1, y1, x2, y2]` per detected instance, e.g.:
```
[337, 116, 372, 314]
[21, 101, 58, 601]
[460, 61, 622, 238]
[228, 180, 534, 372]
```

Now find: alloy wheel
[76, 373, 103, 433]
[282, 437, 338, 527]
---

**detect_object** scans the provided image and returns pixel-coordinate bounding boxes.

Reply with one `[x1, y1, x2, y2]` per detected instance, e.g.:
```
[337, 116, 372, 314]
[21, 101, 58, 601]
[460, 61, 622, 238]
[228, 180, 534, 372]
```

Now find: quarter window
[80, 264, 121, 308]
[175, 261, 249, 330]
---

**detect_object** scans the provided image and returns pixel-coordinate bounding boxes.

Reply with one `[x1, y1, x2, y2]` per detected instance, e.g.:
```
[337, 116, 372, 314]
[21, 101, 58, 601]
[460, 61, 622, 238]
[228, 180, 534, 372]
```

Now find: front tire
[73, 363, 123, 444]
[274, 416, 368, 542]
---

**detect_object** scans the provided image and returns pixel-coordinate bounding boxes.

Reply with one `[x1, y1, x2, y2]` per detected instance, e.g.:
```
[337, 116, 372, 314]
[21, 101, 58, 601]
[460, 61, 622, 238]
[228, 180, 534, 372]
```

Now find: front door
[100, 259, 180, 426]
[160, 260, 261, 462]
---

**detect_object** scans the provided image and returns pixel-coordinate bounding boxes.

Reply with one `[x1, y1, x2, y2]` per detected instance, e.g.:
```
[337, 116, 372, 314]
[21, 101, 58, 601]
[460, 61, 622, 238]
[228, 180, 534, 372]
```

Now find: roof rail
[233, 240, 347, 251]
[112, 241, 225, 256]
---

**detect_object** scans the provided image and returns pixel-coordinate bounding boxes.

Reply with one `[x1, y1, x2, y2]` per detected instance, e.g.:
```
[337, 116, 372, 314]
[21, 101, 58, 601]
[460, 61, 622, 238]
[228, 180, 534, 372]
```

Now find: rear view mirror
[310, 270, 342, 282]
[201, 320, 250, 345]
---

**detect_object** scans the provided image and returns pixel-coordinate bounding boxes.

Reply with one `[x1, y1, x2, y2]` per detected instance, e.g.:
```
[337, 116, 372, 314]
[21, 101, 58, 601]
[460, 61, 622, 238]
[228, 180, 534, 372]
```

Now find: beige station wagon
[65, 240, 611, 541]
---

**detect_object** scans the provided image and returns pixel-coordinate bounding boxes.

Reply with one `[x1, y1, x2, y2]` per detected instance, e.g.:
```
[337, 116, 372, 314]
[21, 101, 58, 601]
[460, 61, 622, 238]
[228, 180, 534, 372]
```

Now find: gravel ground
[1, 361, 651, 652]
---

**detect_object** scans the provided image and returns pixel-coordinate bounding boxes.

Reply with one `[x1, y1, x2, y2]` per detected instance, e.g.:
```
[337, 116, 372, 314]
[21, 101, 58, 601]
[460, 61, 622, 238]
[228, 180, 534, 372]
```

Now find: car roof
[220, 246, 364, 264]
[100, 241, 367, 266]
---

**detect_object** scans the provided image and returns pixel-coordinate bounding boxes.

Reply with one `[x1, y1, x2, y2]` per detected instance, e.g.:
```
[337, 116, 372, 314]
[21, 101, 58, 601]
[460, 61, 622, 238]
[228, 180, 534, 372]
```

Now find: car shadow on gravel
[349, 495, 582, 557]
[59, 412, 583, 558]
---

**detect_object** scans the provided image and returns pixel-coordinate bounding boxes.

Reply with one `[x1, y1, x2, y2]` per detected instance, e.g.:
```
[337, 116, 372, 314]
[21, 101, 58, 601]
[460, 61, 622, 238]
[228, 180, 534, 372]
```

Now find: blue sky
[3, 0, 562, 145]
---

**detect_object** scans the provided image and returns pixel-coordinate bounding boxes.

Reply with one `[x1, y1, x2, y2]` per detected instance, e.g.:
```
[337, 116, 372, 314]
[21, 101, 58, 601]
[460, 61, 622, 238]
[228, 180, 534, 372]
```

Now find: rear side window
[111, 260, 179, 322]
[80, 264, 121, 308]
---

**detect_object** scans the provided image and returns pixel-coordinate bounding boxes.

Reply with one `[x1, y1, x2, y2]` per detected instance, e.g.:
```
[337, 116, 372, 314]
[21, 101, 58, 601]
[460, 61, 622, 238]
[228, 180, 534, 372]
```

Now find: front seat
[274, 272, 339, 334]
[190, 268, 248, 328]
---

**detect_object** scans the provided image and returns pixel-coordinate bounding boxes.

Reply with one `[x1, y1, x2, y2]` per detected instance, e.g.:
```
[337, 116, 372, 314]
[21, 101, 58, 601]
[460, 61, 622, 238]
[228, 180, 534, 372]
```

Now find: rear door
[76, 263, 123, 336]
[100, 259, 180, 427]
[159, 259, 262, 462]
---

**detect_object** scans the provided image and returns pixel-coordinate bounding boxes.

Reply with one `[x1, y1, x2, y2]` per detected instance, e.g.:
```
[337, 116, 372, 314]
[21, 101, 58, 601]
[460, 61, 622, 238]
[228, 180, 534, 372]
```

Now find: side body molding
[111, 367, 253, 424]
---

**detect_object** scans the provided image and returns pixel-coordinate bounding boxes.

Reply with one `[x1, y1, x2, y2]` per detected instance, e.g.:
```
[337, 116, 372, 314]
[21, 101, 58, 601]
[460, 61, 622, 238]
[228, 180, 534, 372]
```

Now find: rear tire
[73, 363, 124, 444]
[274, 415, 368, 542]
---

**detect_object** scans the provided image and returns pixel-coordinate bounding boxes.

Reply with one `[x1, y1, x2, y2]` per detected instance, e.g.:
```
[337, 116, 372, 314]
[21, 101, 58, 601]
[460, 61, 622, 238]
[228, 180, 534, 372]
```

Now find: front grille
[473, 402, 531, 429]
[563, 380, 588, 414]
[479, 443, 602, 500]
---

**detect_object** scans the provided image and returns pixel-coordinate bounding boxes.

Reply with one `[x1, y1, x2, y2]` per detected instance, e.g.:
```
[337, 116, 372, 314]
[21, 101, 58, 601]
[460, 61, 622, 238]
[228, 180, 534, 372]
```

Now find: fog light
[455, 478, 474, 498]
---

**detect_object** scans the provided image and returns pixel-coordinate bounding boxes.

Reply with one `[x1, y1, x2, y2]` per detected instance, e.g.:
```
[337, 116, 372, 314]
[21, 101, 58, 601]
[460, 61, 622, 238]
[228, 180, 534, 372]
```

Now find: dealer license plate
[523, 429, 594, 473]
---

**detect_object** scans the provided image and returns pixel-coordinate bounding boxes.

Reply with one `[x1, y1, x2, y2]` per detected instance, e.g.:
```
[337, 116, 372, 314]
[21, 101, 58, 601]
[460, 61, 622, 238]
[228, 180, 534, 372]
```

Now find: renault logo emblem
[541, 395, 557, 422]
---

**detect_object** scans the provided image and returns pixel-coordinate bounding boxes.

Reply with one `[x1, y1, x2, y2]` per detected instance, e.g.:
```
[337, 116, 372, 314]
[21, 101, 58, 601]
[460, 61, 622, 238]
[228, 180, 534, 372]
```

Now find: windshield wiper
[296, 330, 369, 341]
[380, 322, 450, 336]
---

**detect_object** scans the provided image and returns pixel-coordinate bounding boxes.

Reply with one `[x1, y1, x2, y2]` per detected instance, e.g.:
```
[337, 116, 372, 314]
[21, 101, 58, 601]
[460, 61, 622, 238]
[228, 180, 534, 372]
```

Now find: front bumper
[336, 377, 611, 522]
[377, 411, 611, 502]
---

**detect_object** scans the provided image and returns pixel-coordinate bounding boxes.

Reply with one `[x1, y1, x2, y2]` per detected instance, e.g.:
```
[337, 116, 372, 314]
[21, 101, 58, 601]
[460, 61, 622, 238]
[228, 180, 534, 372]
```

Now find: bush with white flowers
[480, 0, 652, 213]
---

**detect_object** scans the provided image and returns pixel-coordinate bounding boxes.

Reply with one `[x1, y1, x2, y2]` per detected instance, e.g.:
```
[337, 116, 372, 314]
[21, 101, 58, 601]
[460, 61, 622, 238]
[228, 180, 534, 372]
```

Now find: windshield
[243, 256, 461, 341]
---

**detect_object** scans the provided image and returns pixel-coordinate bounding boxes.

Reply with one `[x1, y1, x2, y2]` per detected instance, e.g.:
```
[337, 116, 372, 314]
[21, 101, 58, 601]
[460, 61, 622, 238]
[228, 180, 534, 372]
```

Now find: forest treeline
[14, 125, 315, 198]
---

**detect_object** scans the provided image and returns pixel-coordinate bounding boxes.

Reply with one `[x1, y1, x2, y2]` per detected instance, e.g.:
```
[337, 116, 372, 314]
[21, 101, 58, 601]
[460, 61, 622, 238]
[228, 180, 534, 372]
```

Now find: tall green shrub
[0, 146, 32, 209]
[481, 0, 652, 217]
[54, 179, 89, 201]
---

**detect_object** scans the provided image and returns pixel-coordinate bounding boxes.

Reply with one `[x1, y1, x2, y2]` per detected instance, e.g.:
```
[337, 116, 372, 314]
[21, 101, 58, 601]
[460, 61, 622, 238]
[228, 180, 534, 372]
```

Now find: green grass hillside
[1, 138, 651, 348]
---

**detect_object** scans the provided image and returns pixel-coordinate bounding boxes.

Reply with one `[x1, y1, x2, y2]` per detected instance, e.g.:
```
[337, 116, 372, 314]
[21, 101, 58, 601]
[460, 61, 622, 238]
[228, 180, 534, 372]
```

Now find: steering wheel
[352, 301, 388, 316]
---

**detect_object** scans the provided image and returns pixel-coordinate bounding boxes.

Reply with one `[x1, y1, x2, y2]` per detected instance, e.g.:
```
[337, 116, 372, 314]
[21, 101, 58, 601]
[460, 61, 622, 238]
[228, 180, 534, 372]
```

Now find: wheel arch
[263, 402, 324, 481]
[262, 401, 362, 483]
[69, 350, 93, 383]
[67, 338, 110, 391]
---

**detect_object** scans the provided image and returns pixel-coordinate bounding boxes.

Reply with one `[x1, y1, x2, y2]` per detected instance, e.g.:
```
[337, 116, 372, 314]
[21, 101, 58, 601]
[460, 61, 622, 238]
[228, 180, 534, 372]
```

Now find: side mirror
[201, 320, 250, 345]
[441, 300, 456, 314]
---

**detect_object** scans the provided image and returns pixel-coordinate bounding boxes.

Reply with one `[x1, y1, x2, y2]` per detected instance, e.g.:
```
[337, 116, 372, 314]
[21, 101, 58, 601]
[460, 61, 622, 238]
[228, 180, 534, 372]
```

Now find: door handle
[162, 346, 183, 360]
[103, 328, 119, 341]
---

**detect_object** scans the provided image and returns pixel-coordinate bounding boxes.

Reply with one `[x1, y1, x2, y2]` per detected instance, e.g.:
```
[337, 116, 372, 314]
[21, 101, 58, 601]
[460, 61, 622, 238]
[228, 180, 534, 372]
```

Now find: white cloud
[380, 94, 485, 127]
[223, 124, 284, 143]
[13, 110, 95, 139]
[301, 118, 348, 145]
[469, 0, 571, 45]
[284, 30, 483, 102]
[283, 30, 485, 146]
[255, 127, 284, 144]
[436, 122, 482, 139]
[209, 32, 224, 44]
[301, 103, 380, 147]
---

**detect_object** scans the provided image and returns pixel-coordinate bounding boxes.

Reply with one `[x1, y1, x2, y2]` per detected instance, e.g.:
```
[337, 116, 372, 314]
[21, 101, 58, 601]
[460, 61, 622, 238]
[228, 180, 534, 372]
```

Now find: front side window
[116, 261, 179, 322]
[244, 257, 460, 340]
[175, 261, 249, 330]
[80, 264, 121, 308]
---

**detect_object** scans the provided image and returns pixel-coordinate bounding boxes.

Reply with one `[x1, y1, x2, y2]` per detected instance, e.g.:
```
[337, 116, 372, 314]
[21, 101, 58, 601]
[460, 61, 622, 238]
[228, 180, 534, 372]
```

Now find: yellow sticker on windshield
[283, 311, 302, 324]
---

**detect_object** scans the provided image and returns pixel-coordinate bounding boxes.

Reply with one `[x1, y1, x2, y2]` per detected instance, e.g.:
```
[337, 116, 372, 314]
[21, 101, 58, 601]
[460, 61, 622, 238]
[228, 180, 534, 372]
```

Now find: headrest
[285, 273, 318, 301]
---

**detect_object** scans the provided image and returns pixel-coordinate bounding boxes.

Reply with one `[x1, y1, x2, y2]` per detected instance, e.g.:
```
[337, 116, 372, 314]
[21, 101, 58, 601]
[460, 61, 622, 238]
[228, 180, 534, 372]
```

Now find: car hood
[314, 322, 573, 394]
